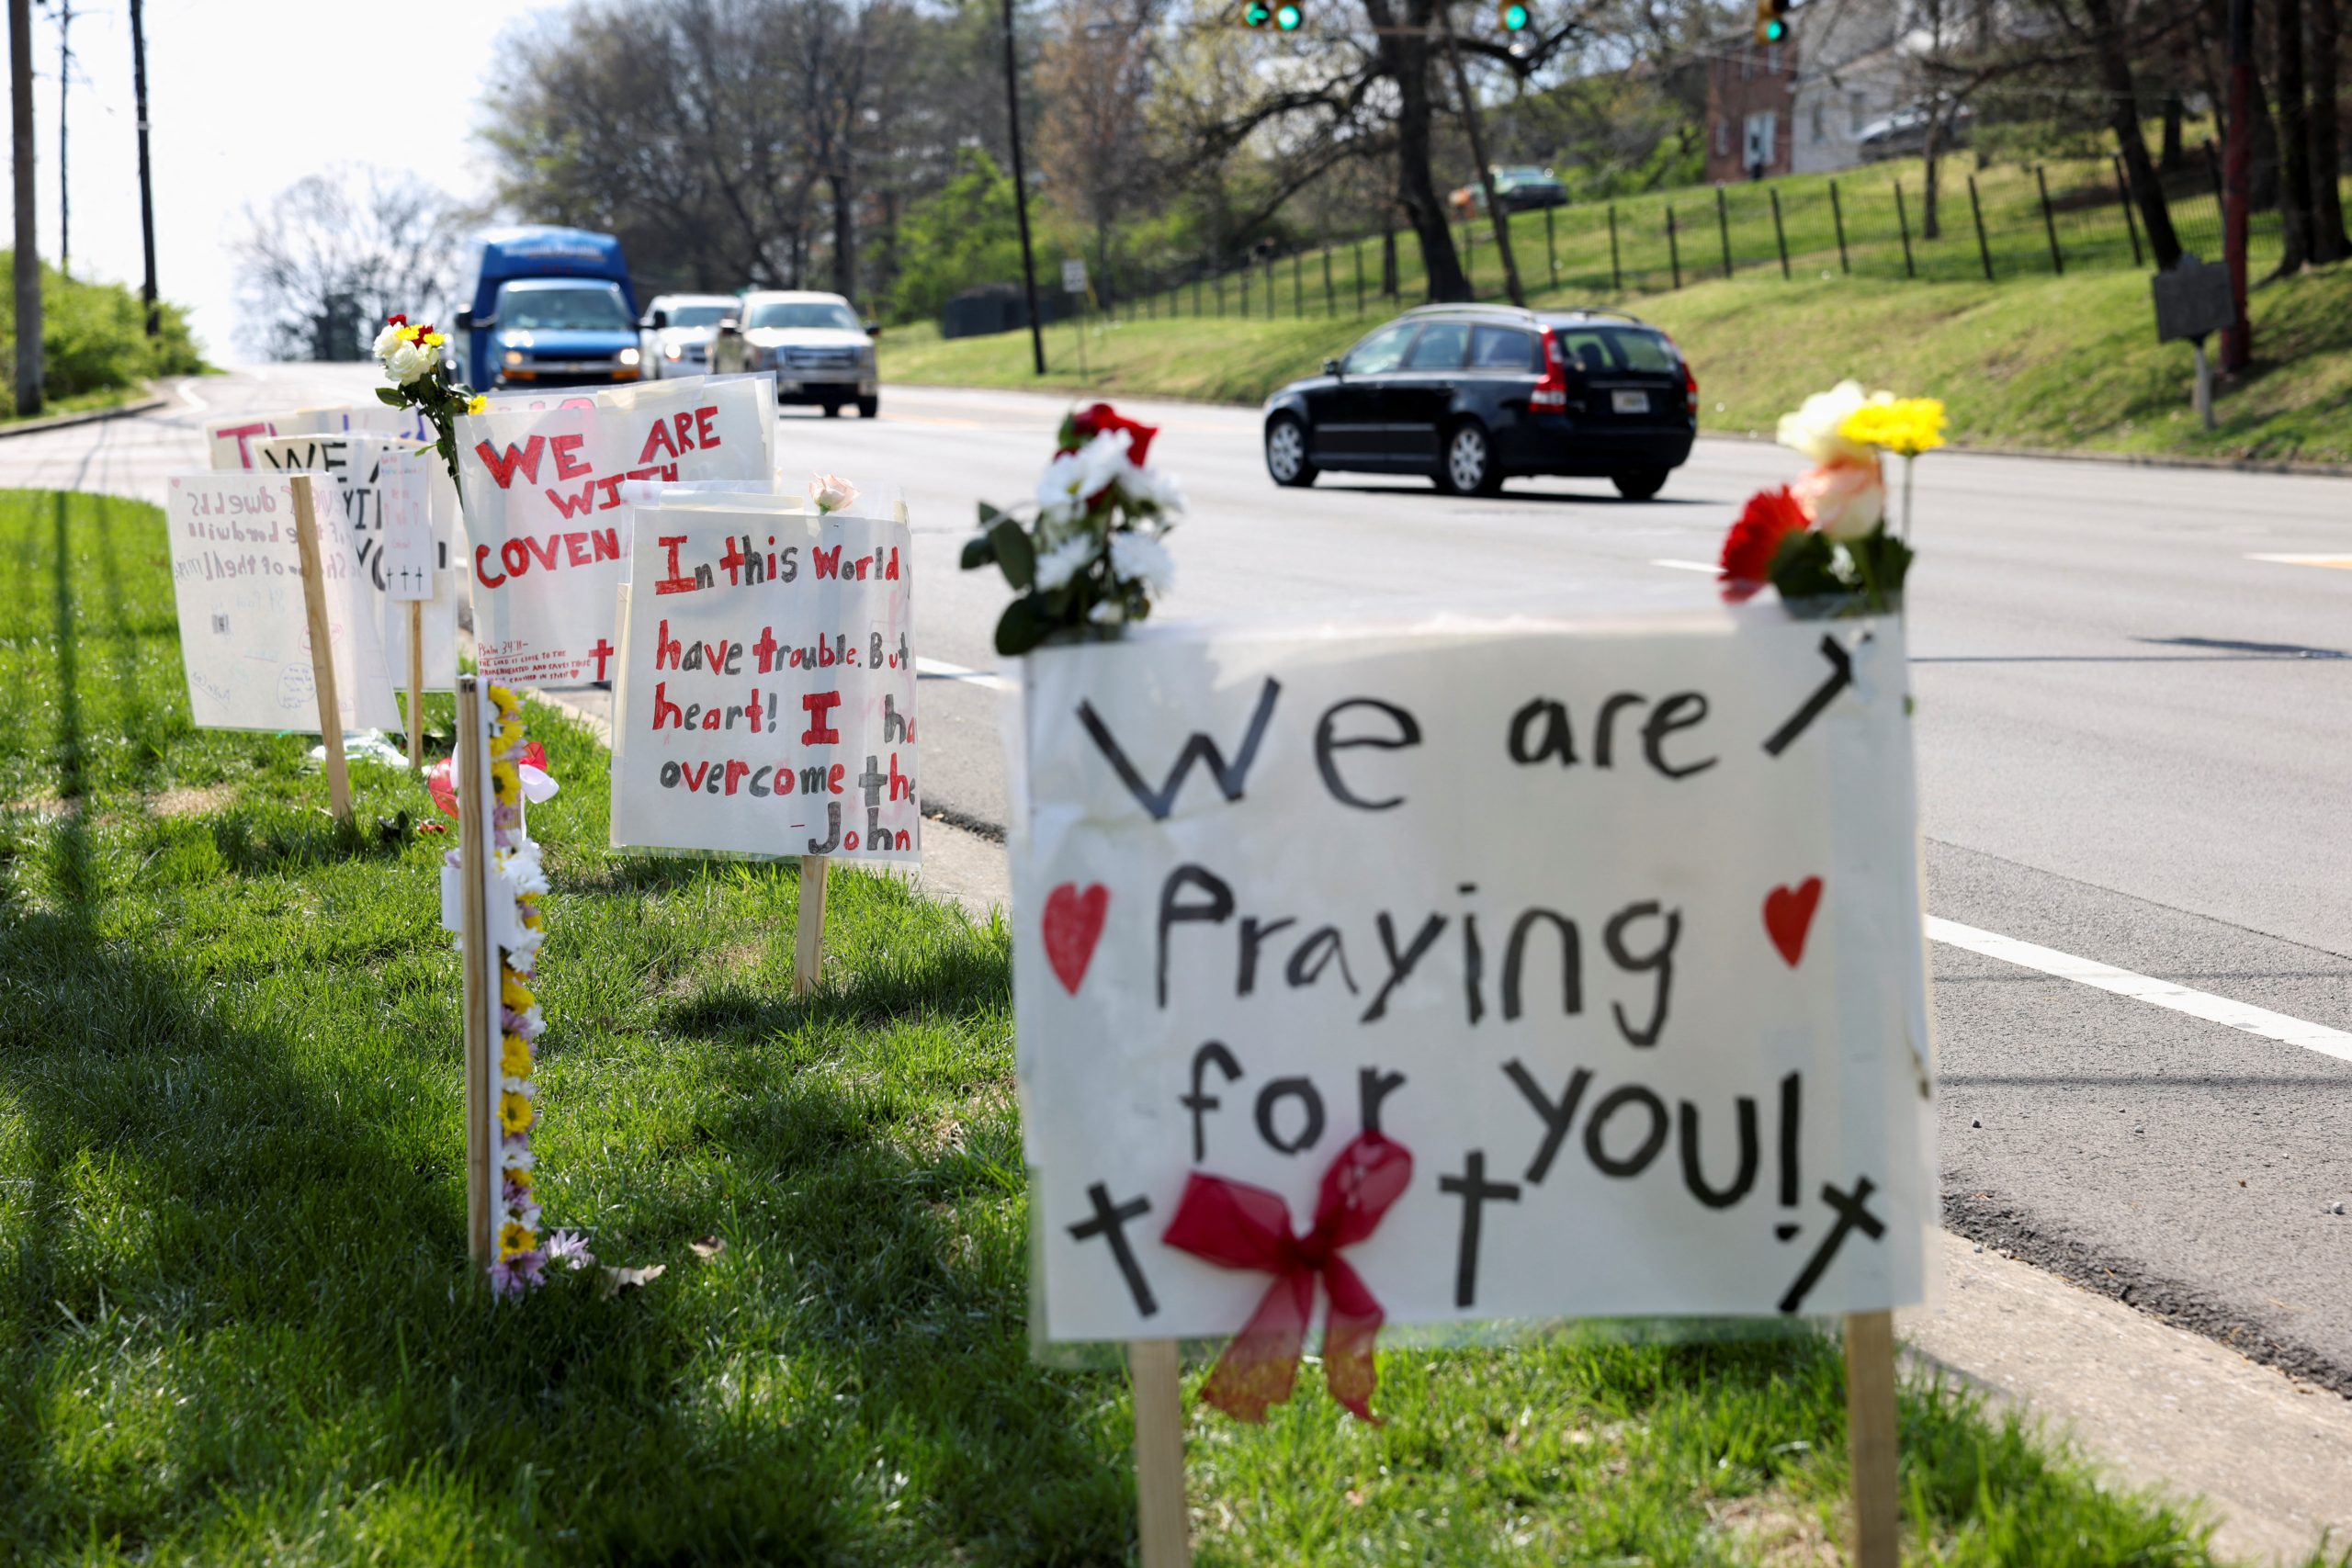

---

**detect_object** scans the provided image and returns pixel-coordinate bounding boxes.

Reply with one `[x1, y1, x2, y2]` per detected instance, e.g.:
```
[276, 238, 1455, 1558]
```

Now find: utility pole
[2221, 0, 2251, 371]
[10, 0, 40, 416]
[49, 0, 65, 277]
[1434, 0, 1524, 306]
[130, 0, 156, 336]
[1000, 0, 1045, 376]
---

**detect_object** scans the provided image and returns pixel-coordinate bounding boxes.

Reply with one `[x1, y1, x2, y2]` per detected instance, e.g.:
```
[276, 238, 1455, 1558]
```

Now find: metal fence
[1069, 153, 2307, 331]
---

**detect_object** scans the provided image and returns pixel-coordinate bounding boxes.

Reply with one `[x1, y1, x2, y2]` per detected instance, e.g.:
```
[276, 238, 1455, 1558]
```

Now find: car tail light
[1532, 330, 1568, 412]
[1682, 360, 1699, 418]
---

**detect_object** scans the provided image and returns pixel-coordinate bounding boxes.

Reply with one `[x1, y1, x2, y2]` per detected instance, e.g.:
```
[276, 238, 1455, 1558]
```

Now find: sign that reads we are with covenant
[455, 377, 776, 688]
[610, 498, 918, 863]
[1013, 613, 1935, 1346]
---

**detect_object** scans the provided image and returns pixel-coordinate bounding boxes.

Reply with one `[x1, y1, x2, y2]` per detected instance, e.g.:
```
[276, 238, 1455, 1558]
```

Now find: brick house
[1704, 33, 1799, 183]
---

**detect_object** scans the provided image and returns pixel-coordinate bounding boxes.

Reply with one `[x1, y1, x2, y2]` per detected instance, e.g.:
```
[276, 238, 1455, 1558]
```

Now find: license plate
[1611, 389, 1648, 414]
[777, 378, 801, 393]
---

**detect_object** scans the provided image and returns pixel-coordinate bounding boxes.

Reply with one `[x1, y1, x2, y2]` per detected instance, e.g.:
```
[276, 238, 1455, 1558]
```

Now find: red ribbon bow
[1160, 1132, 1412, 1424]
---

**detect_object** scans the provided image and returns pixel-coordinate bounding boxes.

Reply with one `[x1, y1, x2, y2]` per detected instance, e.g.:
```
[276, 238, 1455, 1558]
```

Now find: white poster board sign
[163, 472, 402, 732]
[1012, 612, 1934, 1344]
[610, 496, 918, 862]
[454, 377, 777, 688]
[251, 434, 459, 688]
[376, 448, 437, 603]
[205, 402, 435, 469]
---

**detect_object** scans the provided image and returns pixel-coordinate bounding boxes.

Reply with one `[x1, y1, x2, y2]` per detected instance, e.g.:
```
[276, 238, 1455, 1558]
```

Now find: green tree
[884, 149, 1029, 323]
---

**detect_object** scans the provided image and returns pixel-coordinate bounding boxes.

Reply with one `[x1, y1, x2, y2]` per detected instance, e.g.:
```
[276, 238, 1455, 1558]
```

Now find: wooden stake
[1844, 1309, 1901, 1568]
[454, 677, 497, 1269]
[1126, 1339, 1190, 1568]
[288, 474, 350, 821]
[405, 599, 424, 769]
[792, 854, 830, 998]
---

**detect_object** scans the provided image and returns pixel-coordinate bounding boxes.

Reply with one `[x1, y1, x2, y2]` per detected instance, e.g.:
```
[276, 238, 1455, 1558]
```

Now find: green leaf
[977, 501, 1006, 527]
[1768, 529, 1845, 602]
[959, 533, 998, 571]
[374, 387, 407, 408]
[988, 515, 1035, 592]
[1055, 413, 1080, 452]
[994, 596, 1051, 657]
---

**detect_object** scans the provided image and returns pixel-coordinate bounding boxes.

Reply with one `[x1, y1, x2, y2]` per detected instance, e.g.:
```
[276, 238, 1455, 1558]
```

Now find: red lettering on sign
[563, 532, 593, 566]
[812, 544, 842, 580]
[694, 405, 718, 447]
[639, 419, 679, 464]
[548, 480, 598, 519]
[474, 435, 547, 490]
[653, 535, 699, 595]
[549, 433, 591, 480]
[802, 690, 842, 745]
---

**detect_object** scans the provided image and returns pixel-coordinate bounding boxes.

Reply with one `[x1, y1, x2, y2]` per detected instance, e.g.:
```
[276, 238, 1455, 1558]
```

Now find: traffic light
[1243, 0, 1271, 23]
[1273, 0, 1303, 27]
[1498, 0, 1531, 28]
[1753, 0, 1790, 44]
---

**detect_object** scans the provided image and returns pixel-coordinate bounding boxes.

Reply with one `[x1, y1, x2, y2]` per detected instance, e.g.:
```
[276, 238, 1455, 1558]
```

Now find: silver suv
[713, 290, 880, 418]
[639, 293, 739, 379]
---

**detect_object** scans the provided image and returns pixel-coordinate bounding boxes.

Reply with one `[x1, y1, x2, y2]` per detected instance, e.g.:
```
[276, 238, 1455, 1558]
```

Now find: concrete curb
[0, 389, 169, 441]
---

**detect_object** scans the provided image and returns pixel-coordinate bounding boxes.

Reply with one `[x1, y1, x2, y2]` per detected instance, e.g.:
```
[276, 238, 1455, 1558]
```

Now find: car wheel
[821, 400, 843, 419]
[1263, 413, 1317, 488]
[1611, 468, 1669, 501]
[1437, 421, 1501, 496]
[857, 396, 879, 419]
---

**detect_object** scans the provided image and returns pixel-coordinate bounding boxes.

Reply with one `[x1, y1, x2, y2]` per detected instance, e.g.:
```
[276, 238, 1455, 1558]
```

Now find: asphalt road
[35, 366, 2352, 1393]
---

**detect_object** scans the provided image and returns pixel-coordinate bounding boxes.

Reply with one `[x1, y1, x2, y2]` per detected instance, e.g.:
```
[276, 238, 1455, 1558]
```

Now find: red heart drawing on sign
[1044, 883, 1111, 995]
[1763, 877, 1824, 967]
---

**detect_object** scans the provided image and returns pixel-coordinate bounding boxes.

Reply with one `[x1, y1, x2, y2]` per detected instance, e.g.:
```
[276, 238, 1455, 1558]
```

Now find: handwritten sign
[164, 472, 401, 732]
[205, 403, 434, 469]
[1012, 611, 1933, 1343]
[610, 496, 918, 861]
[252, 434, 458, 687]
[454, 377, 777, 688]
[375, 448, 437, 603]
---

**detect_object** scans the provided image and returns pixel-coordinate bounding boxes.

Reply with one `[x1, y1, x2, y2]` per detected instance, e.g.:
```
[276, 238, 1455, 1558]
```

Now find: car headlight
[618, 347, 640, 366]
[503, 349, 524, 367]
[663, 343, 683, 361]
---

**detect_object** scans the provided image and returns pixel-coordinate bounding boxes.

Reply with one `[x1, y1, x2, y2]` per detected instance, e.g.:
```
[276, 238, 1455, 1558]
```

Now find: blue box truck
[454, 227, 643, 390]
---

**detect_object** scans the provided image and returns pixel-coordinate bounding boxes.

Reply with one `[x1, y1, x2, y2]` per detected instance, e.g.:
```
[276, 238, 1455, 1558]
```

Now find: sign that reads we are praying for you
[454, 377, 776, 688]
[1013, 612, 1935, 1346]
[610, 496, 918, 863]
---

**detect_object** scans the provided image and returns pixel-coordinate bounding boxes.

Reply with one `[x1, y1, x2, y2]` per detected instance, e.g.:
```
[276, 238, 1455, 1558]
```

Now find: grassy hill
[883, 263, 2352, 466]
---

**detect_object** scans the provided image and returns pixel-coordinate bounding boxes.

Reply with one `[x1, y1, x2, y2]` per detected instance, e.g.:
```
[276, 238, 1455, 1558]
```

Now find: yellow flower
[500, 1092, 535, 1134]
[467, 394, 489, 415]
[502, 973, 536, 1011]
[507, 1168, 533, 1190]
[424, 332, 446, 347]
[396, 324, 421, 344]
[1837, 397, 1946, 457]
[501, 1032, 534, 1077]
[499, 1222, 537, 1258]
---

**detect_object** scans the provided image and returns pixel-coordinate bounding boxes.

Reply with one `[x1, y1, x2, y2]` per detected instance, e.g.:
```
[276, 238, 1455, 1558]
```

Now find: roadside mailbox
[2152, 254, 2234, 432]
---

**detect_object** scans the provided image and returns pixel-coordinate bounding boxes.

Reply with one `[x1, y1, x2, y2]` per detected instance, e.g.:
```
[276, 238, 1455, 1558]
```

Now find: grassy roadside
[0, 489, 2317, 1563]
[0, 385, 144, 429]
[882, 264, 2352, 467]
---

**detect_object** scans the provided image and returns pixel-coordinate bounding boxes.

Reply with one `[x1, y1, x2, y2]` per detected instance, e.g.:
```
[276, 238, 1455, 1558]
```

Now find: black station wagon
[1261, 304, 1699, 499]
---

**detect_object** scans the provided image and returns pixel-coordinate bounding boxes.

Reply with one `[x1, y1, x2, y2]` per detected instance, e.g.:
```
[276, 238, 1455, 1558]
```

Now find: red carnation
[386, 313, 407, 327]
[1718, 486, 1808, 601]
[1071, 401, 1159, 468]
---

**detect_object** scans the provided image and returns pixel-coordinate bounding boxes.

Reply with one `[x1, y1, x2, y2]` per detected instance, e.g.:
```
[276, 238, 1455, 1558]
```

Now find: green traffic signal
[1274, 0, 1303, 27]
[1243, 0, 1271, 23]
[1499, 1, 1531, 29]
[1762, 16, 1787, 38]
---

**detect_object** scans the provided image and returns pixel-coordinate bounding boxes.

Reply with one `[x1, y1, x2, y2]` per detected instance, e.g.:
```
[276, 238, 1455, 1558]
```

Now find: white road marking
[917, 656, 1012, 692]
[2247, 553, 2352, 570]
[174, 378, 209, 411]
[1928, 916, 2352, 1065]
[1652, 558, 1719, 573]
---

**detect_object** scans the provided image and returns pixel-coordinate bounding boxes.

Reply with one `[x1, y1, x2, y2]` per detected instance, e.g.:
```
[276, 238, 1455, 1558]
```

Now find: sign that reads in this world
[1013, 612, 1935, 1345]
[610, 495, 918, 862]
[454, 377, 777, 688]
[163, 472, 401, 733]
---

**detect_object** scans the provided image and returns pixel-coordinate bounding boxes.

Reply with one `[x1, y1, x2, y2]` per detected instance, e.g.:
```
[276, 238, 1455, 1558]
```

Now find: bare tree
[231, 165, 461, 361]
[1034, 0, 1164, 288]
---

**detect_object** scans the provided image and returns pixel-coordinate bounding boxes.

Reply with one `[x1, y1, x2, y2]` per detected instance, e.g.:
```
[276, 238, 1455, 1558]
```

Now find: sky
[29, 0, 566, 361]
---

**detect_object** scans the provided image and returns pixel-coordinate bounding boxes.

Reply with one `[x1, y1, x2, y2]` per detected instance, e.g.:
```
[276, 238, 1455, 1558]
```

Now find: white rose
[1792, 457, 1886, 540]
[1122, 461, 1187, 516]
[1073, 430, 1133, 500]
[1776, 380, 1881, 466]
[383, 341, 436, 386]
[1107, 529, 1174, 598]
[808, 472, 859, 513]
[372, 322, 408, 361]
[1035, 451, 1088, 516]
[1035, 534, 1100, 592]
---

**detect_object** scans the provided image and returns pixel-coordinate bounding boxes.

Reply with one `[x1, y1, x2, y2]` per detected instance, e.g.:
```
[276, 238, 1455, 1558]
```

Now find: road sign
[1063, 258, 1089, 295]
[2152, 254, 2233, 344]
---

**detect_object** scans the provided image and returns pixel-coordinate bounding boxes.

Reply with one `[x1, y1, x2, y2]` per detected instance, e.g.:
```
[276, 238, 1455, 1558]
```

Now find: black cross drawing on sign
[1761, 635, 1856, 757]
[1776, 1176, 1886, 1314]
[1068, 1181, 1157, 1316]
